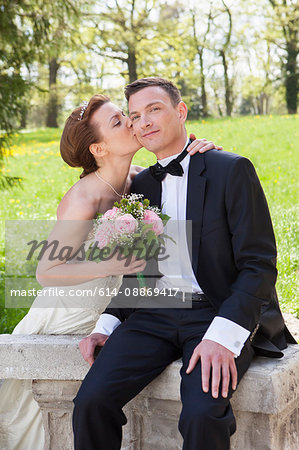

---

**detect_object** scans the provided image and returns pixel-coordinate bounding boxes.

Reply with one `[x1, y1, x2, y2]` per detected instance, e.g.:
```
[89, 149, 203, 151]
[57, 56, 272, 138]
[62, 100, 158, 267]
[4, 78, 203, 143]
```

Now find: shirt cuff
[90, 313, 121, 336]
[202, 316, 250, 357]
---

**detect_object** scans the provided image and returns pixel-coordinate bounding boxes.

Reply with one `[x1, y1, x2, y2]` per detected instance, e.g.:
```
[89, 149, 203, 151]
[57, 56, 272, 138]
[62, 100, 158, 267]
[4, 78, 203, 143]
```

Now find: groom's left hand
[186, 339, 237, 399]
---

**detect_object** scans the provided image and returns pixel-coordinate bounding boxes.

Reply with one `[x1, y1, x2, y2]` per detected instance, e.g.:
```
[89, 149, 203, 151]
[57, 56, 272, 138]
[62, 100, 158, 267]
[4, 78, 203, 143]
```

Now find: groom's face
[128, 86, 187, 159]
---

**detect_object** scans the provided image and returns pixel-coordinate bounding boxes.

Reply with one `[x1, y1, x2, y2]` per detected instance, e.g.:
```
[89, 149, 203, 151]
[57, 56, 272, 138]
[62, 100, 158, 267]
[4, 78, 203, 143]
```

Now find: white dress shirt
[91, 139, 250, 356]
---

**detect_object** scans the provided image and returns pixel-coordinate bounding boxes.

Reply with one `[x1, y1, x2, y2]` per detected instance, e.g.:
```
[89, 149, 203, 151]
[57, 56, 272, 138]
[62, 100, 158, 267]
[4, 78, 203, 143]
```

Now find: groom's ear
[89, 142, 108, 158]
[177, 101, 188, 123]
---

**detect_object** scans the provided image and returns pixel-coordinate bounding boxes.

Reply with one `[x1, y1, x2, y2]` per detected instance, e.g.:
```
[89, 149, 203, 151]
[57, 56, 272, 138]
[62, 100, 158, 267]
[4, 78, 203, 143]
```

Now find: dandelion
[9, 199, 15, 203]
[16, 199, 20, 203]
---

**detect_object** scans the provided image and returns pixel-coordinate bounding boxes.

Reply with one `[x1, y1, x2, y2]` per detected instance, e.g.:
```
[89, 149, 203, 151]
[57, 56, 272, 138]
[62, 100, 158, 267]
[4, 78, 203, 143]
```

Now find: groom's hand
[186, 339, 237, 399]
[79, 333, 109, 367]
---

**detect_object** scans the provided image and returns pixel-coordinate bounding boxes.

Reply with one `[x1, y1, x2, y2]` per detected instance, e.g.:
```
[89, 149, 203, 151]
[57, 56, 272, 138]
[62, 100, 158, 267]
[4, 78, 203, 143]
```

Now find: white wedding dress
[0, 269, 122, 450]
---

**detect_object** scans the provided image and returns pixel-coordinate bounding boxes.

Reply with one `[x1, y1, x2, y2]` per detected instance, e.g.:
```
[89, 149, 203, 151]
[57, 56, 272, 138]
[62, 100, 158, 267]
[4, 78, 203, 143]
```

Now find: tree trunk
[46, 59, 59, 128]
[285, 41, 298, 114]
[213, 88, 223, 117]
[127, 50, 138, 83]
[265, 95, 270, 115]
[199, 51, 208, 117]
[19, 106, 27, 129]
[220, 50, 232, 116]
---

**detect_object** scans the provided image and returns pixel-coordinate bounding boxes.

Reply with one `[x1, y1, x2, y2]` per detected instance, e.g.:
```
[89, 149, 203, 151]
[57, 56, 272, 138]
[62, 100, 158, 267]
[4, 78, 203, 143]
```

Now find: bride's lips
[142, 130, 160, 138]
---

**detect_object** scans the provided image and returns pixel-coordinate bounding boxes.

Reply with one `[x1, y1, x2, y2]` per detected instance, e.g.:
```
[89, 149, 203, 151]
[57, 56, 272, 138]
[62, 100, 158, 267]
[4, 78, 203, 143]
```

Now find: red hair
[60, 94, 110, 178]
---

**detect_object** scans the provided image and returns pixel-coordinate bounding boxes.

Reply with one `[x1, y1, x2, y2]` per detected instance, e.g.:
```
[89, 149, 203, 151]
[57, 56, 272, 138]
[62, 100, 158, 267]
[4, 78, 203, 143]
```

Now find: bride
[0, 93, 221, 450]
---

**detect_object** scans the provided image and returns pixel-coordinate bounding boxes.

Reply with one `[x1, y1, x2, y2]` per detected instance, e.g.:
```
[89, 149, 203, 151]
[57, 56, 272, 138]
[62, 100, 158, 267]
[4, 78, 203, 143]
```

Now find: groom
[73, 78, 295, 449]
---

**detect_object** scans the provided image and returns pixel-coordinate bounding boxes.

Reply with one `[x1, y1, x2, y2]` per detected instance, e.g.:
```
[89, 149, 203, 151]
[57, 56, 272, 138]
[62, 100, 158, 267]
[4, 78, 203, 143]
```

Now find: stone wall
[0, 335, 298, 449]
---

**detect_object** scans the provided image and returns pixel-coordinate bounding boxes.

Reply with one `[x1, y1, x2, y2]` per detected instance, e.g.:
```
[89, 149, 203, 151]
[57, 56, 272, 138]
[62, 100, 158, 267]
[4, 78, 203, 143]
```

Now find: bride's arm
[36, 190, 145, 287]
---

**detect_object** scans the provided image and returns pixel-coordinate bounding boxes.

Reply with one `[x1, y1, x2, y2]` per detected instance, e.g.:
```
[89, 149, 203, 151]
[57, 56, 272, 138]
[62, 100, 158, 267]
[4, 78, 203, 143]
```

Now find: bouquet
[87, 194, 171, 288]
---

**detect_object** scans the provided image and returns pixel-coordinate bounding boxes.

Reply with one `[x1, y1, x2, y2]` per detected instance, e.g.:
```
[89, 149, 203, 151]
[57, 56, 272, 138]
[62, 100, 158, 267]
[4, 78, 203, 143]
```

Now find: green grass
[0, 115, 298, 333]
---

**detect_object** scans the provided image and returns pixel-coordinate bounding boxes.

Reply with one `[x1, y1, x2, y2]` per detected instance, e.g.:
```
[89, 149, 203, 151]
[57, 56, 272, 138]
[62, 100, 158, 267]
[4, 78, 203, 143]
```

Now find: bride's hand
[187, 133, 223, 155]
[97, 253, 147, 277]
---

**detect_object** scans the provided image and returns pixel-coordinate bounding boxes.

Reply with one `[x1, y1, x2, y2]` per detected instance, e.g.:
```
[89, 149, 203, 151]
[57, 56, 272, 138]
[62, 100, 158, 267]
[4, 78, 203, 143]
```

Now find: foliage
[239, 0, 298, 114]
[0, 0, 89, 188]
[2, 0, 298, 137]
[267, 0, 299, 113]
[86, 0, 157, 83]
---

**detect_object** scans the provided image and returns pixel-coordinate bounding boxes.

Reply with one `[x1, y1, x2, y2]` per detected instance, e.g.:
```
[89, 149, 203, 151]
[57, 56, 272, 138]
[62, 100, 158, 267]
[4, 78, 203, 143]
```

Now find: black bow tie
[149, 140, 191, 182]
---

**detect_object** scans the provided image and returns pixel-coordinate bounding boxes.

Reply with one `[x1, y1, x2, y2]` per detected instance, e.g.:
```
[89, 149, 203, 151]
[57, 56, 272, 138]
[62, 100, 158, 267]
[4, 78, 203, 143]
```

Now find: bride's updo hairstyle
[60, 94, 110, 178]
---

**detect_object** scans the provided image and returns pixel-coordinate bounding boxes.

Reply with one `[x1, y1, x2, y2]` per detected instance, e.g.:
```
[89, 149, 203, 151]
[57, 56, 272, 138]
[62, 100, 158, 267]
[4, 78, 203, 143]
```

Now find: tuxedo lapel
[147, 177, 162, 208]
[186, 155, 206, 274]
[150, 178, 162, 209]
[132, 171, 162, 208]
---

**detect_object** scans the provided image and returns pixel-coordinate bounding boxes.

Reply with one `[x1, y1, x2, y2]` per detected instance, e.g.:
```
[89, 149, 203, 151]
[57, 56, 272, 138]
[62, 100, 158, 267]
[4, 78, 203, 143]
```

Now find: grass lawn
[0, 114, 298, 333]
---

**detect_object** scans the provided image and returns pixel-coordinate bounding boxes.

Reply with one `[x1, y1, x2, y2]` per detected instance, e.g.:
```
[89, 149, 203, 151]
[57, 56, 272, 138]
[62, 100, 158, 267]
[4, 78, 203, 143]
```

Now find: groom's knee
[73, 383, 111, 416]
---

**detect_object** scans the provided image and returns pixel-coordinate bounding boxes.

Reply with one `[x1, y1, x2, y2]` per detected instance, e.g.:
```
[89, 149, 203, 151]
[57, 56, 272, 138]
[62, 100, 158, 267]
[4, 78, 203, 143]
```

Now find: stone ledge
[141, 345, 299, 415]
[0, 334, 89, 380]
[0, 334, 298, 415]
[0, 334, 298, 450]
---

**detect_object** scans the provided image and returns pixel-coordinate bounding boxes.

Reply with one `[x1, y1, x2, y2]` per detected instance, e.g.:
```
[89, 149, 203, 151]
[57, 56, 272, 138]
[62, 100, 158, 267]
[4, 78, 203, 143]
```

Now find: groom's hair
[125, 77, 181, 107]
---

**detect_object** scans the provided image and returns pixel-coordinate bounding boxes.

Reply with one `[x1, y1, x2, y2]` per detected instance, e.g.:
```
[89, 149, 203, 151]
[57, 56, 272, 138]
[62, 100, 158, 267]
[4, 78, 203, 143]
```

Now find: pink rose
[95, 220, 115, 248]
[143, 210, 164, 235]
[115, 214, 137, 234]
[97, 220, 116, 236]
[103, 207, 119, 219]
[95, 231, 110, 249]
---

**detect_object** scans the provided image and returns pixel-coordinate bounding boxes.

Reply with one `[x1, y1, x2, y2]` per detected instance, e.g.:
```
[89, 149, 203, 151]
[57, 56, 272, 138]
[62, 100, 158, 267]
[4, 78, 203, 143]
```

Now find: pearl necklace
[94, 170, 126, 197]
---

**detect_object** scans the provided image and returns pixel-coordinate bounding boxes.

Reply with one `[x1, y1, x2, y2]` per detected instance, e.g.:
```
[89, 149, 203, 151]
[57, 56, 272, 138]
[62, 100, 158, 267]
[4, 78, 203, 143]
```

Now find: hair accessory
[78, 101, 89, 120]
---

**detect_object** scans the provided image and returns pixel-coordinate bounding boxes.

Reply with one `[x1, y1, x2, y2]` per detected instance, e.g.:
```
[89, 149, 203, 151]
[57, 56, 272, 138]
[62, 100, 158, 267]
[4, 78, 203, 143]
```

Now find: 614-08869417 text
[99, 287, 180, 297]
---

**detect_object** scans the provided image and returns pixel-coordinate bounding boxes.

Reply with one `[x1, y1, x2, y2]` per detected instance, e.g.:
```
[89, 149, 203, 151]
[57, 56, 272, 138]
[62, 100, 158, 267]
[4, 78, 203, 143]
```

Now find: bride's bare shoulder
[57, 175, 98, 220]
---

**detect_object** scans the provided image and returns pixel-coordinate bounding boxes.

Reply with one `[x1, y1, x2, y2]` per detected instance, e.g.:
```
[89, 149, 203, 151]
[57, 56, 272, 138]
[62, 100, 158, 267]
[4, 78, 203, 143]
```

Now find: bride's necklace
[94, 170, 126, 198]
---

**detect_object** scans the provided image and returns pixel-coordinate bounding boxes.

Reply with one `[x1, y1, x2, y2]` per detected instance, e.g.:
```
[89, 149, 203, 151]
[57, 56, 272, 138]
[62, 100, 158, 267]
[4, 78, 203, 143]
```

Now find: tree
[0, 0, 50, 188]
[219, 0, 234, 117]
[189, 6, 213, 117]
[37, 1, 88, 127]
[88, 0, 156, 83]
[0, 0, 87, 186]
[268, 0, 298, 113]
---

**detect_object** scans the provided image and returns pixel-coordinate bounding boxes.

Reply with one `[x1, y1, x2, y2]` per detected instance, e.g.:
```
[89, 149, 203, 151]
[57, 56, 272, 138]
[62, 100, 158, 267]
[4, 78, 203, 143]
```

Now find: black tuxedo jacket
[103, 149, 296, 357]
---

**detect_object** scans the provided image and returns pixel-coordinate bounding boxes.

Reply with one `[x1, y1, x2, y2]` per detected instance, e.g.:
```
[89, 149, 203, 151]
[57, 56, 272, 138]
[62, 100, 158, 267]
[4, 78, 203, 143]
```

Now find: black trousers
[73, 300, 255, 450]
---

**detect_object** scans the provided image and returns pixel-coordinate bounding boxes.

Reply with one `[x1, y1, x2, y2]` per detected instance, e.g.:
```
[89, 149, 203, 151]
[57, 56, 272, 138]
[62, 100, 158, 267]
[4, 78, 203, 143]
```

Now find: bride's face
[91, 102, 141, 156]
